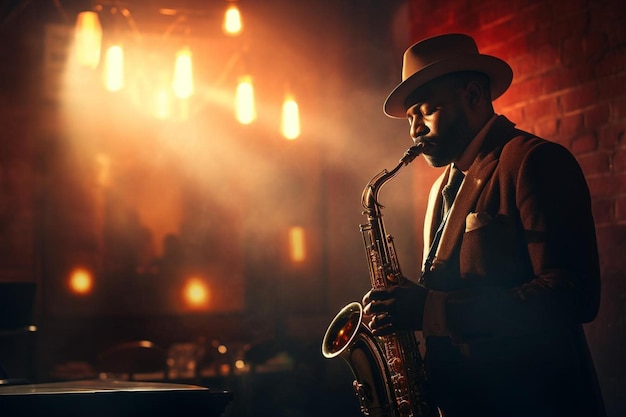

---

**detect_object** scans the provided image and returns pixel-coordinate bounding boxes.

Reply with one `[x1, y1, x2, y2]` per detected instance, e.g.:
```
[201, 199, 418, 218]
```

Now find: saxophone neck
[362, 144, 423, 212]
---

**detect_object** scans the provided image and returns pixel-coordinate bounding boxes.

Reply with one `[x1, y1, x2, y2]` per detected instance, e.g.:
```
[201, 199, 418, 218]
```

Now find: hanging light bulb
[236, 75, 256, 124]
[68, 267, 94, 295]
[172, 47, 194, 99]
[75, 11, 102, 69]
[281, 94, 301, 140]
[103, 44, 124, 92]
[223, 4, 243, 35]
[288, 226, 306, 262]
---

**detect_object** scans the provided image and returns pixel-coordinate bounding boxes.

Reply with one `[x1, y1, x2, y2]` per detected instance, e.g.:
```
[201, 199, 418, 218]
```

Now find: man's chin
[422, 153, 453, 168]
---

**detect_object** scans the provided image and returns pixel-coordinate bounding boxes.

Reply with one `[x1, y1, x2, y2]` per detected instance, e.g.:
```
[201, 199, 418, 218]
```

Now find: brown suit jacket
[420, 116, 605, 417]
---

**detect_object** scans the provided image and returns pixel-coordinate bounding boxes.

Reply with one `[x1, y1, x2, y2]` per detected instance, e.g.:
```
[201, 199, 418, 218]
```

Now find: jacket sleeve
[441, 140, 601, 342]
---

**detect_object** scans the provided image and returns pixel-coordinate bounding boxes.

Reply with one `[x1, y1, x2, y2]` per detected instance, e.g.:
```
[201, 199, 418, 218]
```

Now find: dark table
[0, 379, 233, 416]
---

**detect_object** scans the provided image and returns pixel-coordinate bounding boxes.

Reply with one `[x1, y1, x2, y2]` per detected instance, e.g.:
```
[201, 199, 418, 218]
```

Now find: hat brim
[383, 54, 513, 118]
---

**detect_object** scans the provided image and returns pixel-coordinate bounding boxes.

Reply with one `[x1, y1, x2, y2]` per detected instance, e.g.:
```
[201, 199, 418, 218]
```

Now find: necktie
[422, 166, 465, 276]
[441, 166, 465, 215]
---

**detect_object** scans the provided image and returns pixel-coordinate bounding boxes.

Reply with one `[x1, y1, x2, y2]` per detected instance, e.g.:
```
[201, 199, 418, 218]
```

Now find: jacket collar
[424, 115, 518, 271]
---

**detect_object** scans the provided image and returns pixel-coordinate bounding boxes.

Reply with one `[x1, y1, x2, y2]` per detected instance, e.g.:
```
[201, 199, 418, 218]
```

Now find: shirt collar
[454, 114, 498, 173]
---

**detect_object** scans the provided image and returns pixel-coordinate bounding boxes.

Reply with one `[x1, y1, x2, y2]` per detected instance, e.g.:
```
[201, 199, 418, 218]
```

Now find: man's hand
[362, 280, 429, 335]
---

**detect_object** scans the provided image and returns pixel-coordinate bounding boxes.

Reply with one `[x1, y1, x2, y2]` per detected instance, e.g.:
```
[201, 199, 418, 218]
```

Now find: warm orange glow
[217, 344, 228, 354]
[95, 153, 111, 187]
[281, 94, 300, 140]
[236, 75, 256, 124]
[104, 45, 124, 92]
[159, 8, 177, 16]
[219, 363, 231, 375]
[172, 48, 194, 99]
[289, 226, 306, 262]
[223, 5, 243, 35]
[75, 11, 102, 69]
[69, 267, 94, 295]
[183, 277, 210, 308]
[155, 88, 170, 119]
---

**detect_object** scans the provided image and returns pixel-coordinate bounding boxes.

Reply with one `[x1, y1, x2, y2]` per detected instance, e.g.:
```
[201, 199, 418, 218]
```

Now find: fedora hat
[383, 33, 513, 118]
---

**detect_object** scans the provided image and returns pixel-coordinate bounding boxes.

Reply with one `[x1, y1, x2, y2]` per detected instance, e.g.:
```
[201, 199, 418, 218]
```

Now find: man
[363, 34, 605, 417]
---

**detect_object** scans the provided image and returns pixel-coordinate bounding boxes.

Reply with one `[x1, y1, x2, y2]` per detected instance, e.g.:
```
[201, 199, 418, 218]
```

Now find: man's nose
[409, 118, 428, 140]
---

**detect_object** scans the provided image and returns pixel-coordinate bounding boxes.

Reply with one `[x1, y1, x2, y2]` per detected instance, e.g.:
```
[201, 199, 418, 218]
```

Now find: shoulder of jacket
[501, 134, 572, 164]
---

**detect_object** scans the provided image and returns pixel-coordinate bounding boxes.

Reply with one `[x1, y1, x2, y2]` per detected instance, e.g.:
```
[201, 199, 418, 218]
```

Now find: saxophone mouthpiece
[400, 142, 424, 165]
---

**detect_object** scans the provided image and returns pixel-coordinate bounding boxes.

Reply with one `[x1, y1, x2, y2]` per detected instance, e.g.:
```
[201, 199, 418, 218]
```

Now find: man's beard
[421, 114, 472, 168]
[422, 149, 455, 167]
[421, 133, 471, 167]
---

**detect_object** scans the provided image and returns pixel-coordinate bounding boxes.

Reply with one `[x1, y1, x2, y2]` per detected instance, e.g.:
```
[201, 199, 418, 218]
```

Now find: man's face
[405, 76, 473, 167]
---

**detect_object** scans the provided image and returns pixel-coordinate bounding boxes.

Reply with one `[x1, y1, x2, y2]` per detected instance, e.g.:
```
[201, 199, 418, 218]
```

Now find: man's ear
[464, 80, 483, 108]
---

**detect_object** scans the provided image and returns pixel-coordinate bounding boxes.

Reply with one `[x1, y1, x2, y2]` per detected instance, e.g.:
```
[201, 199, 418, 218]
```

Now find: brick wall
[406, 0, 625, 414]
[0, 6, 40, 283]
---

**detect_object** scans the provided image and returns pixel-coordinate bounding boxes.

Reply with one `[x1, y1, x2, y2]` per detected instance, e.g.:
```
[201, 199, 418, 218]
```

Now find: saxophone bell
[322, 302, 362, 359]
[322, 302, 397, 417]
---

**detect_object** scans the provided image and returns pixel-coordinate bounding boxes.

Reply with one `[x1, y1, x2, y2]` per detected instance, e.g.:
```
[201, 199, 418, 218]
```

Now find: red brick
[526, 23, 551, 50]
[534, 45, 562, 72]
[549, 0, 588, 19]
[516, 77, 545, 98]
[594, 47, 626, 78]
[583, 32, 610, 63]
[561, 35, 586, 67]
[590, 1, 626, 35]
[598, 74, 626, 101]
[498, 105, 524, 124]
[606, 20, 626, 47]
[572, 134, 599, 154]
[550, 10, 589, 42]
[596, 225, 626, 274]
[560, 84, 598, 114]
[520, 2, 551, 26]
[525, 97, 560, 122]
[613, 149, 626, 173]
[483, 35, 528, 66]
[616, 195, 626, 222]
[598, 125, 626, 150]
[478, 1, 518, 27]
[612, 98, 626, 122]
[591, 199, 614, 225]
[618, 171, 626, 194]
[509, 53, 538, 80]
[561, 32, 608, 67]
[586, 173, 618, 199]
[544, 66, 595, 95]
[494, 94, 517, 111]
[559, 113, 584, 138]
[577, 151, 611, 176]
[585, 103, 611, 129]
[499, 83, 527, 107]
[532, 119, 558, 138]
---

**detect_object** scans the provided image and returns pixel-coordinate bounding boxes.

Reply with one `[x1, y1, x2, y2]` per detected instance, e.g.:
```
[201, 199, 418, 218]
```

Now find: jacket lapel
[422, 171, 446, 266]
[427, 116, 517, 271]
[432, 156, 498, 266]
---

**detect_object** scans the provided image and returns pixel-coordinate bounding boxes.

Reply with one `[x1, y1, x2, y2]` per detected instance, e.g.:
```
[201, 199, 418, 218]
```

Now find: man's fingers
[368, 313, 394, 335]
[366, 289, 391, 302]
[365, 298, 393, 315]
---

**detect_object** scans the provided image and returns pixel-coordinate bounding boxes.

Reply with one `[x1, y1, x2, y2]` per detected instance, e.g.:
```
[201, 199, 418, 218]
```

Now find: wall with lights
[67, 3, 300, 135]
[0, 0, 358, 383]
[40, 1, 326, 318]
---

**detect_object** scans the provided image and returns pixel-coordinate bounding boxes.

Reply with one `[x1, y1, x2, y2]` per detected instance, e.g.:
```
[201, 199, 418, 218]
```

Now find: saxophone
[322, 143, 437, 417]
